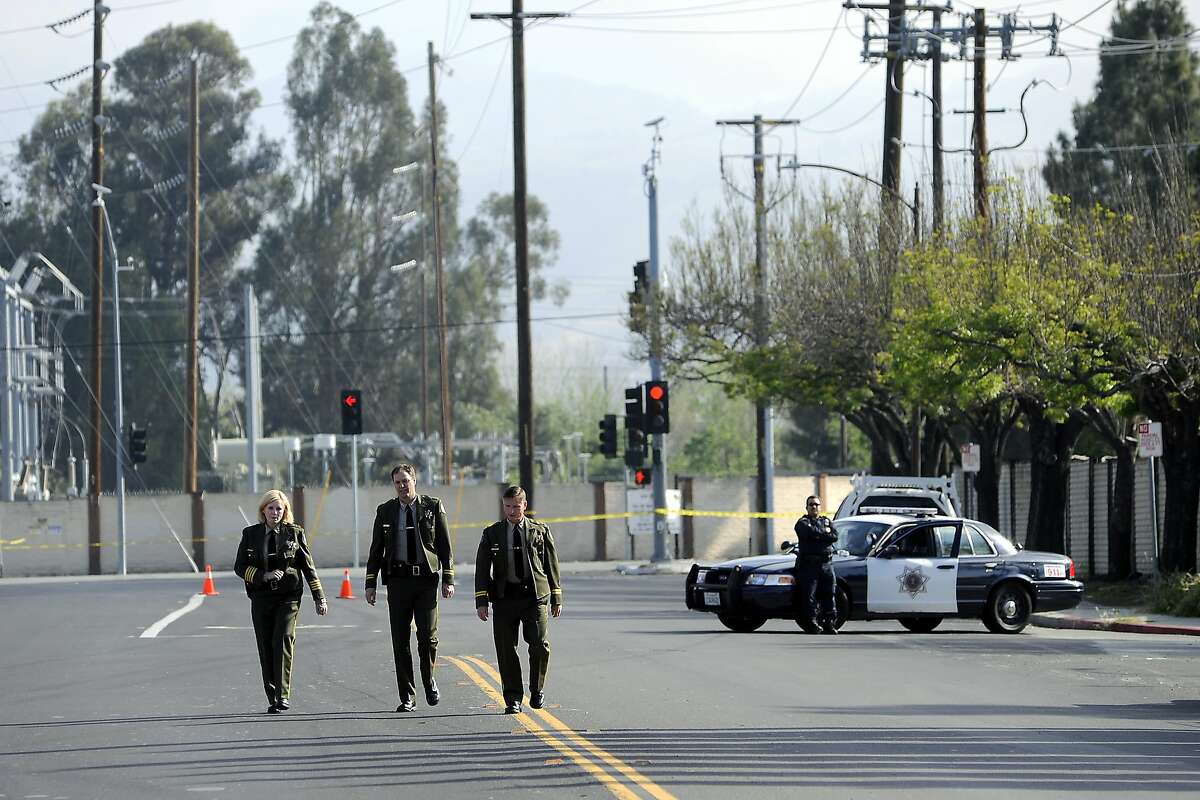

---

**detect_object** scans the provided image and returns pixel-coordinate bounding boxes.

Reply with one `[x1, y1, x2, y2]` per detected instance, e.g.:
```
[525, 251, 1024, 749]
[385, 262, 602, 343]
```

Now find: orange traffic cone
[337, 568, 355, 599]
[201, 564, 219, 596]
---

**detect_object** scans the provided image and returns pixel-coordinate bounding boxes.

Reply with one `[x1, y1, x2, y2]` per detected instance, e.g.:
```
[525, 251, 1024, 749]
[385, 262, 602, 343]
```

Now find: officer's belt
[390, 562, 426, 577]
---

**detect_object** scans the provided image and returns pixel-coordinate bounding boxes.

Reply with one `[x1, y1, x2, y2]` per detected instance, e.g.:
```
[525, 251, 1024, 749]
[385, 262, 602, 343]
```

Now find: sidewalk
[1031, 599, 1200, 637]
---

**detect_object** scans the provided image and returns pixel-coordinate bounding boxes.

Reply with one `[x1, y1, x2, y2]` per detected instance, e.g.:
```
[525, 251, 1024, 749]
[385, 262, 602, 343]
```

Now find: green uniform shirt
[474, 517, 562, 608]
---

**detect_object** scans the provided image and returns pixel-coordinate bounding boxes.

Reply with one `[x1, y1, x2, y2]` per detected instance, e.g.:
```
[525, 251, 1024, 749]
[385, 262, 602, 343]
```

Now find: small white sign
[960, 443, 981, 473]
[626, 488, 682, 536]
[1137, 421, 1163, 458]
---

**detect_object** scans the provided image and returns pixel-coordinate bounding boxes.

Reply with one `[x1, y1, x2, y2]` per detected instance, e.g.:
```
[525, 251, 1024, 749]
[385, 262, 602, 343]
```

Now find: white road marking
[140, 593, 206, 639]
[185, 788, 225, 793]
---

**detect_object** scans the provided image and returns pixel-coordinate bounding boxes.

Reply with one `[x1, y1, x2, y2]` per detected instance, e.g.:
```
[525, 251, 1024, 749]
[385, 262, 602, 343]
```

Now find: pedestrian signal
[633, 467, 652, 487]
[643, 380, 669, 434]
[599, 414, 618, 457]
[340, 389, 363, 436]
[128, 423, 148, 465]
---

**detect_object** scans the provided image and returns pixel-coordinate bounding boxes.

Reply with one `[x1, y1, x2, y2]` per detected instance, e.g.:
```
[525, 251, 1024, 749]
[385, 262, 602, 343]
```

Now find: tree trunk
[1022, 402, 1088, 554]
[962, 400, 1018, 528]
[1083, 407, 1135, 579]
[1159, 408, 1200, 573]
[1133, 366, 1200, 574]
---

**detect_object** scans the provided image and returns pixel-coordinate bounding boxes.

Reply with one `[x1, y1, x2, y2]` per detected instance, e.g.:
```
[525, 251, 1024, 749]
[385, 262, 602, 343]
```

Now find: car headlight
[746, 573, 794, 586]
[695, 570, 708, 584]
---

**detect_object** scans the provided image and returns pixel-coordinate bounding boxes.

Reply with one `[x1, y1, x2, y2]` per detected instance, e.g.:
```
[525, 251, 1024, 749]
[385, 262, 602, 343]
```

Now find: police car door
[866, 522, 960, 614]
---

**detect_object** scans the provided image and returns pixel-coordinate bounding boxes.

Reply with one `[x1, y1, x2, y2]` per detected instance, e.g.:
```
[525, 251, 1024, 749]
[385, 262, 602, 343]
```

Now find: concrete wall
[0, 474, 853, 577]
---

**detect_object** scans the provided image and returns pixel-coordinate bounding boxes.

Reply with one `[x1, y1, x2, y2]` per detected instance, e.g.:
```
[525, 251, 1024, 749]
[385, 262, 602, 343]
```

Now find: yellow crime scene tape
[0, 508, 812, 550]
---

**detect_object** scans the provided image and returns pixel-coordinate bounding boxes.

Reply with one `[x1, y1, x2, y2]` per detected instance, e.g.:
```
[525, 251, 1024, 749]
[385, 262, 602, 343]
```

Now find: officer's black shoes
[396, 700, 416, 713]
[425, 681, 440, 706]
[275, 698, 290, 711]
[821, 626, 838, 635]
[267, 705, 281, 714]
[529, 692, 545, 710]
[504, 702, 523, 714]
[799, 620, 821, 635]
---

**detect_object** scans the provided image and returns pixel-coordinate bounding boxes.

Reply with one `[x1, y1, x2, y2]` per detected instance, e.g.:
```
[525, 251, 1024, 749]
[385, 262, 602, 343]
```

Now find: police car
[684, 515, 1084, 634]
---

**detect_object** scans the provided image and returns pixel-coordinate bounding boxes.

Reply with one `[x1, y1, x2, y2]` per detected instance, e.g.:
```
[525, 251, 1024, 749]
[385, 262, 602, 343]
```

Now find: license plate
[703, 592, 721, 607]
[1043, 564, 1066, 578]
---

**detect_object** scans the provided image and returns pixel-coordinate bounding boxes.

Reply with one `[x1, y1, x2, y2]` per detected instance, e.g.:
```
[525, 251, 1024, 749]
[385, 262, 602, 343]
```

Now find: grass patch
[1084, 578, 1152, 608]
[1149, 573, 1200, 618]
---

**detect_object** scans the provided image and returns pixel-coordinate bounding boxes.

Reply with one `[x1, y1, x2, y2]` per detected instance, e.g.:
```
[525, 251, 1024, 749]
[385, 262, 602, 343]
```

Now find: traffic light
[128, 423, 147, 465]
[340, 389, 363, 435]
[598, 414, 618, 457]
[624, 386, 646, 467]
[633, 466, 652, 487]
[644, 380, 670, 434]
[628, 260, 649, 335]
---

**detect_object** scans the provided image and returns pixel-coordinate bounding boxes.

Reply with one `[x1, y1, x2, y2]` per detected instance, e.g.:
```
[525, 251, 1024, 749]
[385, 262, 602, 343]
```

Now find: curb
[1031, 613, 1200, 637]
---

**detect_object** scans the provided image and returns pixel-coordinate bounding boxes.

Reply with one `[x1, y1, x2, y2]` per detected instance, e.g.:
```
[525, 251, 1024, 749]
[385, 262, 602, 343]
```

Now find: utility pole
[427, 41, 452, 486]
[973, 8, 989, 220]
[472, 2, 567, 508]
[87, 0, 107, 575]
[881, 0, 906, 212]
[931, 8, 944, 233]
[716, 115, 800, 555]
[185, 52, 200, 495]
[643, 117, 668, 562]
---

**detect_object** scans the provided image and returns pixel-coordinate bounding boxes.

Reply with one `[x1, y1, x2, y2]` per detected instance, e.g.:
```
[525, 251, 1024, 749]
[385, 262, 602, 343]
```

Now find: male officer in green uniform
[365, 463, 454, 712]
[475, 484, 561, 714]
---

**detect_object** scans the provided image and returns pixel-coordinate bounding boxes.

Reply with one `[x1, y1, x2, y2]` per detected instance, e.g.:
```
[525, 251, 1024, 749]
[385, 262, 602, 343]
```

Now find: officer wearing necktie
[475, 485, 562, 714]
[233, 489, 327, 713]
[365, 464, 454, 712]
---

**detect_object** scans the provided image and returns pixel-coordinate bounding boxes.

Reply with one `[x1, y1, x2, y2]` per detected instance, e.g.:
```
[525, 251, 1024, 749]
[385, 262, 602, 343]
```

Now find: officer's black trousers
[794, 560, 836, 628]
[492, 590, 550, 705]
[386, 574, 440, 703]
[250, 596, 300, 704]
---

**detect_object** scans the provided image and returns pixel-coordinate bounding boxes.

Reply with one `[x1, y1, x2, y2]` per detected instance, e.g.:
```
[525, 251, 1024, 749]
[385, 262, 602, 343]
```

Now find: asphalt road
[1, 571, 1198, 799]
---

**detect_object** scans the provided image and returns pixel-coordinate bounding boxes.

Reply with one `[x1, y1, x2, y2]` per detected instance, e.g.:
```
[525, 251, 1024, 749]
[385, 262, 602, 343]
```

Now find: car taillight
[1067, 559, 1075, 579]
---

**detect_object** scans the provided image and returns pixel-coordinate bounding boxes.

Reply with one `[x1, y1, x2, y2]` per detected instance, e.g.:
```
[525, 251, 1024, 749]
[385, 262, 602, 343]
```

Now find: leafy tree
[1044, 0, 1200, 208]
[254, 3, 561, 477]
[5, 22, 283, 490]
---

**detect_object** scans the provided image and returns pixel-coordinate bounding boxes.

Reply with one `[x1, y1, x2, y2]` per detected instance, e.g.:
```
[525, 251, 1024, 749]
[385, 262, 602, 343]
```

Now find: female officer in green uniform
[234, 489, 328, 713]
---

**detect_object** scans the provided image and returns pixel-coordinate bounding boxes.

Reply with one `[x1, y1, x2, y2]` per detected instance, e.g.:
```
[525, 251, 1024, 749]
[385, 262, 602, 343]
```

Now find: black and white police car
[685, 514, 1084, 634]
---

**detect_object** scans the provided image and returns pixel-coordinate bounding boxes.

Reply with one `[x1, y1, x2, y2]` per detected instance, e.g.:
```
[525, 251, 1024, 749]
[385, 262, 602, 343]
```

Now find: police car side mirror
[880, 545, 900, 559]
[780, 540, 794, 553]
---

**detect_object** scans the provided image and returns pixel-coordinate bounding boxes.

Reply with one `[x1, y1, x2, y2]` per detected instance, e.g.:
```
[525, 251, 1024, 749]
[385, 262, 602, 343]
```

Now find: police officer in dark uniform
[474, 485, 561, 714]
[233, 489, 327, 713]
[793, 495, 838, 635]
[365, 464, 454, 713]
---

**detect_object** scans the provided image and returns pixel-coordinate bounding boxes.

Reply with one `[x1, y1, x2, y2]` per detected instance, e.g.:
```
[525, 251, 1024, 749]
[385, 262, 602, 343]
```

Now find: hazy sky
[4, 0, 1198, 397]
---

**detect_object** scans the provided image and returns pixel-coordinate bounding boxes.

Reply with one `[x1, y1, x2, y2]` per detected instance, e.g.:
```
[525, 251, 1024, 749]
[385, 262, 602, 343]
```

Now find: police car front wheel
[983, 583, 1031, 634]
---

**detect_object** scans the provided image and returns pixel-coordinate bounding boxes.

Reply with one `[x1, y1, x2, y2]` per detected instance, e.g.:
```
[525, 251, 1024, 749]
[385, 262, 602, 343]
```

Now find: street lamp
[92, 182, 134, 575]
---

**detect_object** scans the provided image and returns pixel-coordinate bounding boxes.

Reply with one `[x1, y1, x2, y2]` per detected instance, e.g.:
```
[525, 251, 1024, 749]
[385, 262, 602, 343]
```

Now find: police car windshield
[833, 519, 892, 556]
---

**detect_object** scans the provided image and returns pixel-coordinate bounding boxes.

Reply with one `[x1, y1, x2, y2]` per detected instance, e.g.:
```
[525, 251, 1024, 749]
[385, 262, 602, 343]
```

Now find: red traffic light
[343, 394, 359, 408]
[633, 468, 651, 486]
[647, 384, 665, 401]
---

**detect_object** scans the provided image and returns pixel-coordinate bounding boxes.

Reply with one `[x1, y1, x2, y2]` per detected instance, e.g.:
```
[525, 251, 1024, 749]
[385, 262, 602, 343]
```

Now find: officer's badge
[897, 565, 929, 598]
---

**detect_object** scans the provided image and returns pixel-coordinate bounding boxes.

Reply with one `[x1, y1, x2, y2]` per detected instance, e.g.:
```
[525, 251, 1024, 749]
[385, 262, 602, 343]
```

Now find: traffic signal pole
[644, 120, 668, 563]
[351, 433, 359, 569]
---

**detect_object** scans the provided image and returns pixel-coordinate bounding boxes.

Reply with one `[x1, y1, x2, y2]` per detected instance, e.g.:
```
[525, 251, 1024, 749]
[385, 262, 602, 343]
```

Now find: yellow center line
[444, 656, 643, 800]
[459, 655, 679, 800]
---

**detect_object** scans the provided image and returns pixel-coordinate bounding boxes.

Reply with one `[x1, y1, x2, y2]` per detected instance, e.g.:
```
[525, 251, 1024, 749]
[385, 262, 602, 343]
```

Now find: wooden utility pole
[185, 54, 200, 495]
[931, 8, 945, 233]
[973, 8, 989, 220]
[471, 2, 566, 508]
[87, 0, 106, 574]
[880, 0, 906, 206]
[427, 41, 452, 486]
[715, 114, 800, 554]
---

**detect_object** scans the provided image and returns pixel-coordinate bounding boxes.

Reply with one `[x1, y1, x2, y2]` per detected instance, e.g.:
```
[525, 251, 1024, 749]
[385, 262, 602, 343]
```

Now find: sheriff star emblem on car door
[897, 565, 930, 598]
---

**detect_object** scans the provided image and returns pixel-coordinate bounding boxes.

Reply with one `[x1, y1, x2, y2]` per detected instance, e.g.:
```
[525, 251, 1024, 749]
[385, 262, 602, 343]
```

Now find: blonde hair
[257, 489, 295, 525]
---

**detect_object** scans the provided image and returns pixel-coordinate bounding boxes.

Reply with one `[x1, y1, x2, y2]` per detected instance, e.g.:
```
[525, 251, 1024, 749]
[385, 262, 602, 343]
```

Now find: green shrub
[1149, 573, 1200, 617]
